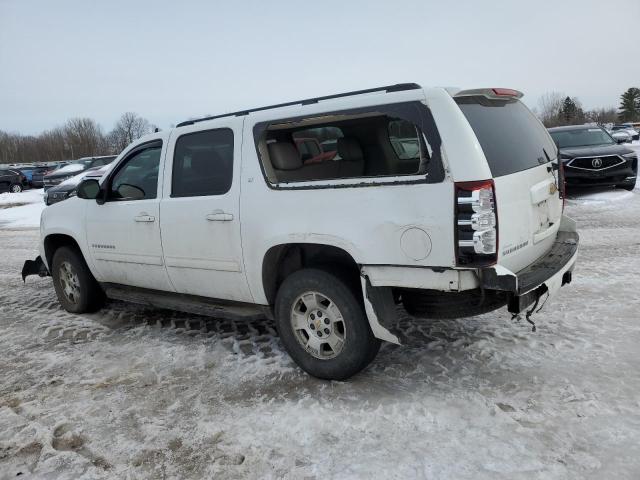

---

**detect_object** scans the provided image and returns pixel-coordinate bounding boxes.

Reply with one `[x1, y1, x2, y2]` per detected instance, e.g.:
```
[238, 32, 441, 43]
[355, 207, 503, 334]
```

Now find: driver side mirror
[76, 179, 101, 201]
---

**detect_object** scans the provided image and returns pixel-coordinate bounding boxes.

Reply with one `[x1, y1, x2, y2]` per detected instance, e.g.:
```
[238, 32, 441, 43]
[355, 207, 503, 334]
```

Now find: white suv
[23, 83, 579, 380]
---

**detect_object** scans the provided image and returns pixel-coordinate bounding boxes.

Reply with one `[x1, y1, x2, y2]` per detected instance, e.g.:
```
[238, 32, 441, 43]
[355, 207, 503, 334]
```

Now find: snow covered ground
[1, 175, 640, 478]
[0, 189, 45, 229]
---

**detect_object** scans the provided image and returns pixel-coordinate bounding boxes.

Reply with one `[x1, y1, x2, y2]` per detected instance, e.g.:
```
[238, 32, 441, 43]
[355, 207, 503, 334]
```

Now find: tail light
[455, 180, 498, 266]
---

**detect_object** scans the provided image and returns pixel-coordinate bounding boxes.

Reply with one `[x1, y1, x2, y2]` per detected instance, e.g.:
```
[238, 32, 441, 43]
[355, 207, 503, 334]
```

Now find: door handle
[206, 212, 234, 222]
[134, 214, 156, 222]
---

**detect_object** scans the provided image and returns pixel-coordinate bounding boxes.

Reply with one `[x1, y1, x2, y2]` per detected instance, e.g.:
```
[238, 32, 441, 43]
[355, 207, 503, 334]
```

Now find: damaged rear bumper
[481, 226, 579, 314]
[22, 256, 50, 282]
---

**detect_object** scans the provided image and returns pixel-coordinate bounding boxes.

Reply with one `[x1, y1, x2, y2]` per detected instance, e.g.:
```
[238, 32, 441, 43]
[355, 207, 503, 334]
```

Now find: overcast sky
[1, 0, 639, 135]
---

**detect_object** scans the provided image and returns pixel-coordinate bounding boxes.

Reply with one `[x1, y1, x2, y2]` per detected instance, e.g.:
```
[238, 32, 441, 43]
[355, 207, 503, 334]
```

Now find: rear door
[159, 118, 253, 303]
[456, 96, 562, 272]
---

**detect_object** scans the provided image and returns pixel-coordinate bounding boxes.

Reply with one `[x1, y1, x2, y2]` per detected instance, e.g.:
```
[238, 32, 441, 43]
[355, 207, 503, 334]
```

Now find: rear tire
[51, 246, 105, 313]
[9, 184, 23, 193]
[275, 269, 380, 380]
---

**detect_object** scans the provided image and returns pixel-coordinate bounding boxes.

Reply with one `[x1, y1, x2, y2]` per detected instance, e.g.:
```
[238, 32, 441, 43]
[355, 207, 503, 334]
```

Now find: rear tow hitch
[22, 256, 50, 282]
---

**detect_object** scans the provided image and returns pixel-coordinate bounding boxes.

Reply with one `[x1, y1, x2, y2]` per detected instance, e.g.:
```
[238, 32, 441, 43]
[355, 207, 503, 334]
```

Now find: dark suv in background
[549, 125, 637, 190]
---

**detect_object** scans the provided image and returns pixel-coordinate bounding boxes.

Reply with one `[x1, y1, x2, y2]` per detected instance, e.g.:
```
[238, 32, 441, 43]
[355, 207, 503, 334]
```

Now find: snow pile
[0, 188, 45, 228]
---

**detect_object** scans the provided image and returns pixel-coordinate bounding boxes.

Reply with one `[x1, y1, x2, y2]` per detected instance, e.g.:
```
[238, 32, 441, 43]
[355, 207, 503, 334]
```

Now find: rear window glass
[456, 97, 556, 177]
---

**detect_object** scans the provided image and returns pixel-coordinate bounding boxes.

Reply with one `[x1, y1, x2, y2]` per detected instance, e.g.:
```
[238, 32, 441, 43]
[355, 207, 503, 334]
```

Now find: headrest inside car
[268, 142, 303, 170]
[337, 138, 363, 162]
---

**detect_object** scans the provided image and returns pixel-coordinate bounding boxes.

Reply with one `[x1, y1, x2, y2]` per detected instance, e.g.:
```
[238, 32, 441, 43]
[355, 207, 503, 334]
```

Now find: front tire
[9, 184, 23, 193]
[275, 269, 380, 380]
[51, 246, 105, 313]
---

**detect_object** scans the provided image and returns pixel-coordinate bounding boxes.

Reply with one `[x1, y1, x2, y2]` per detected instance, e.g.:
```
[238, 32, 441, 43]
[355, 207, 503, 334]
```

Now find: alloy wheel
[59, 261, 81, 305]
[290, 291, 346, 359]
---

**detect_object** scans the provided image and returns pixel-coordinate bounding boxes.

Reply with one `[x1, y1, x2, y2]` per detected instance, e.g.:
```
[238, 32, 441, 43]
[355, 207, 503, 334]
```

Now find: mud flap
[360, 275, 401, 345]
[22, 256, 50, 282]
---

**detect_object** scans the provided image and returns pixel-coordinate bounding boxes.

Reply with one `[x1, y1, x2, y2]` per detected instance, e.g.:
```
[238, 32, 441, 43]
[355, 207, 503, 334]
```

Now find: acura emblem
[592, 157, 603, 168]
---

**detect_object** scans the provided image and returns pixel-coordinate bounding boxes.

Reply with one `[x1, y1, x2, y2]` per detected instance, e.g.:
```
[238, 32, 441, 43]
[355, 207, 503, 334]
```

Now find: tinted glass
[172, 128, 234, 197]
[549, 128, 615, 148]
[388, 119, 420, 160]
[110, 146, 161, 200]
[456, 97, 556, 177]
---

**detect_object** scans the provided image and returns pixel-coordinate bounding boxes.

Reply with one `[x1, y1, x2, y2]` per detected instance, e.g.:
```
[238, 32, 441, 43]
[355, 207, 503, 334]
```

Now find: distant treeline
[536, 87, 640, 127]
[2, 88, 639, 165]
[0, 113, 155, 165]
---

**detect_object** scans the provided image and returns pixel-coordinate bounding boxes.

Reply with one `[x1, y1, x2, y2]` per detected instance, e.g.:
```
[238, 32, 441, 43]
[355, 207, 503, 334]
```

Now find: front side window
[172, 128, 234, 197]
[109, 145, 161, 200]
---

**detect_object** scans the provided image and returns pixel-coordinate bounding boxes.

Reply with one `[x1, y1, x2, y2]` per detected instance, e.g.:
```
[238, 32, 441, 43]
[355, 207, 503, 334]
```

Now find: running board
[101, 283, 268, 321]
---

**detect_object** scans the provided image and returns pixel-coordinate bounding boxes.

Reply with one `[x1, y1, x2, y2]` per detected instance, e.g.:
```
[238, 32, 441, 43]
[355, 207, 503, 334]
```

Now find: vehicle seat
[337, 137, 365, 178]
[268, 142, 342, 182]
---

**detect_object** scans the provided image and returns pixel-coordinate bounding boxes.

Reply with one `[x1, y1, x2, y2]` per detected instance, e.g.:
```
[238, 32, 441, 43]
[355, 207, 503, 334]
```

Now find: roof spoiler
[454, 88, 524, 99]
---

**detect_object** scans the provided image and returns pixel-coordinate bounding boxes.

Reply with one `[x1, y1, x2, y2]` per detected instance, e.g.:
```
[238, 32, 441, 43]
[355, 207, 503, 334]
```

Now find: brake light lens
[455, 180, 498, 266]
[491, 88, 520, 97]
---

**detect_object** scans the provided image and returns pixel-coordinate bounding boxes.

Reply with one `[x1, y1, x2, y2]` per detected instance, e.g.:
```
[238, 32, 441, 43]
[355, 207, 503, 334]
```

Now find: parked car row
[1, 155, 116, 193]
[606, 123, 640, 143]
[0, 168, 28, 193]
[42, 156, 116, 191]
[44, 163, 113, 205]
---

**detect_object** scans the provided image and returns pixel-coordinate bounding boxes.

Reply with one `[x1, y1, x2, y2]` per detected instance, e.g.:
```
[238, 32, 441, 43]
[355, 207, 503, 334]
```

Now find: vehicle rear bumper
[481, 220, 579, 314]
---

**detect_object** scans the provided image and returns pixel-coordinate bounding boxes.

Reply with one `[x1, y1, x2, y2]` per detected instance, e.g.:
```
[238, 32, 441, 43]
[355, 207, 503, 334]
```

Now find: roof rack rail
[176, 83, 422, 127]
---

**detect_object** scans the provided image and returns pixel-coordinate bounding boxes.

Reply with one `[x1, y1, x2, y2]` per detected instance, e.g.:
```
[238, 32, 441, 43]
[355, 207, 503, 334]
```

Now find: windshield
[456, 97, 556, 177]
[550, 128, 615, 148]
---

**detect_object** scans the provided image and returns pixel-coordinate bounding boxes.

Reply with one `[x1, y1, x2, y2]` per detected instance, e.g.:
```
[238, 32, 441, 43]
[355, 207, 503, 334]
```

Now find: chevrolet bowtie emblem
[549, 183, 558, 195]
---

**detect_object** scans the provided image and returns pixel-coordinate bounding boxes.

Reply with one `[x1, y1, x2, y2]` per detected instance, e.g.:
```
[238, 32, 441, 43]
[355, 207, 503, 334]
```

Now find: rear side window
[172, 128, 234, 197]
[456, 97, 556, 177]
[259, 114, 433, 183]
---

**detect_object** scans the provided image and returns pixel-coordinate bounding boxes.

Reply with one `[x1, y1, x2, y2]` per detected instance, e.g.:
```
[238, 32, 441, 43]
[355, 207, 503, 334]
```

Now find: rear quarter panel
[240, 119, 456, 304]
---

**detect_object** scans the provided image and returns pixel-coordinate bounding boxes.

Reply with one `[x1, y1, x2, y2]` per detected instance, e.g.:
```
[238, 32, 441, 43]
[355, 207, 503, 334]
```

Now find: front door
[159, 119, 252, 302]
[85, 138, 174, 291]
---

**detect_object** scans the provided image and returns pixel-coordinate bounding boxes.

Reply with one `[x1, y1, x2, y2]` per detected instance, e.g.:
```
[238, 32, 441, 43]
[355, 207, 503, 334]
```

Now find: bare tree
[108, 112, 151, 153]
[584, 107, 618, 126]
[537, 91, 565, 127]
[63, 118, 107, 159]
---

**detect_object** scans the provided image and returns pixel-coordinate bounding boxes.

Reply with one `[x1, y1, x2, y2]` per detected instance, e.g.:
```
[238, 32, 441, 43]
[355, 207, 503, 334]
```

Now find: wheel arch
[43, 233, 83, 269]
[261, 242, 361, 306]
